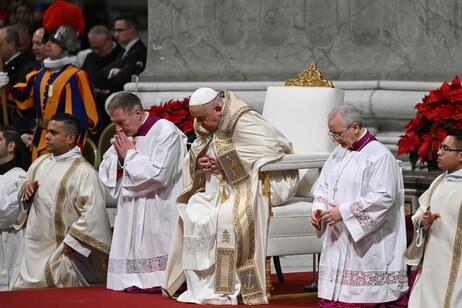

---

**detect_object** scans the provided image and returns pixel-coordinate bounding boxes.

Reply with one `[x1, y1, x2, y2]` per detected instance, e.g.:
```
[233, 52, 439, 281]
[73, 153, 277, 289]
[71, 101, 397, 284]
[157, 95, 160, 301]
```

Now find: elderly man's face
[327, 113, 358, 149]
[89, 34, 113, 58]
[110, 107, 143, 137]
[31, 28, 46, 61]
[189, 100, 222, 133]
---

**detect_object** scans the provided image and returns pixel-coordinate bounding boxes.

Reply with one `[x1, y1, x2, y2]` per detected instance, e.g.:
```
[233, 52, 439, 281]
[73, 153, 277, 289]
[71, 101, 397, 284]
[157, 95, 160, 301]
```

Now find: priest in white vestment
[11, 113, 112, 289]
[311, 104, 408, 307]
[405, 128, 462, 308]
[99, 92, 187, 292]
[163, 88, 298, 305]
[0, 126, 27, 290]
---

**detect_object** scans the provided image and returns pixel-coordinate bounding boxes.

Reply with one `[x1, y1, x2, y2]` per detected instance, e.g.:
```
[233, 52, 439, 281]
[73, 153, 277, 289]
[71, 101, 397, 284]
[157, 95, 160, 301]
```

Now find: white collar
[43, 56, 76, 70]
[50, 146, 82, 162]
[5, 52, 20, 65]
[446, 168, 462, 181]
[124, 38, 140, 52]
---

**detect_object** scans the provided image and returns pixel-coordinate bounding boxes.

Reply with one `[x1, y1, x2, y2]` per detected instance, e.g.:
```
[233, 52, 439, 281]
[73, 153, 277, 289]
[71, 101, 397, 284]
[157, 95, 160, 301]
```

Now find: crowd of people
[0, 0, 147, 161]
[0, 1, 461, 308]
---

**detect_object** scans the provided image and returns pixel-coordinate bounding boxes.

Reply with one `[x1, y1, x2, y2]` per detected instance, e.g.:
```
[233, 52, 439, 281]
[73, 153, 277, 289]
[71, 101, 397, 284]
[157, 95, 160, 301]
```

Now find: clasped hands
[113, 130, 136, 162]
[310, 202, 342, 230]
[24, 180, 39, 202]
[198, 155, 223, 175]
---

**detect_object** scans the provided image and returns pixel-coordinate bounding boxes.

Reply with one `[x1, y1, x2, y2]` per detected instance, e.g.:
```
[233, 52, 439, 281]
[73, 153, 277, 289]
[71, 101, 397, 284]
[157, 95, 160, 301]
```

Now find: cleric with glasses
[311, 104, 409, 307]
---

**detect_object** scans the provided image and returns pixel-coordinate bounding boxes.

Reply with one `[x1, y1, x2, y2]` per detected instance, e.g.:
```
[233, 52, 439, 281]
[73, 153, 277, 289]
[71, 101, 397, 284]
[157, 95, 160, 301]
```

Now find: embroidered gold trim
[284, 63, 334, 87]
[32, 154, 50, 180]
[222, 229, 231, 243]
[444, 197, 462, 308]
[45, 257, 57, 288]
[237, 264, 265, 304]
[17, 176, 28, 202]
[219, 149, 249, 186]
[214, 248, 235, 294]
[187, 90, 264, 301]
[234, 183, 255, 268]
[165, 271, 186, 297]
[55, 158, 84, 245]
[67, 227, 110, 255]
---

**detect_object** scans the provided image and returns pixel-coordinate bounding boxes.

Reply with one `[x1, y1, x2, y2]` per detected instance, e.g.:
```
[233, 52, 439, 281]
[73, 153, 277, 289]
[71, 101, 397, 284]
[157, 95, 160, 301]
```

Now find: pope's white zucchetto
[189, 87, 218, 106]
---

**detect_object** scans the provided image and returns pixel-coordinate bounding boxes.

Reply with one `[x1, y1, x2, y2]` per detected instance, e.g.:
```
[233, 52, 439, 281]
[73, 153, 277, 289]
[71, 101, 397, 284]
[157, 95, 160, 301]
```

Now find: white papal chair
[260, 64, 344, 300]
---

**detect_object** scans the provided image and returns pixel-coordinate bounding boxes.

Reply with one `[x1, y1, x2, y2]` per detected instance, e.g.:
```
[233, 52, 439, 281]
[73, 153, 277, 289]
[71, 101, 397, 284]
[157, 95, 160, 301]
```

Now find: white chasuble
[0, 167, 26, 290]
[163, 90, 298, 305]
[406, 169, 462, 308]
[313, 142, 408, 303]
[11, 147, 112, 289]
[99, 119, 187, 290]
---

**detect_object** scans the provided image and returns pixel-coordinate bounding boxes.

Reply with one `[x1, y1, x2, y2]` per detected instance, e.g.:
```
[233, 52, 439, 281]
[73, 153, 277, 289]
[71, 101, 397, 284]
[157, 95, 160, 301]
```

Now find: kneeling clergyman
[11, 113, 112, 289]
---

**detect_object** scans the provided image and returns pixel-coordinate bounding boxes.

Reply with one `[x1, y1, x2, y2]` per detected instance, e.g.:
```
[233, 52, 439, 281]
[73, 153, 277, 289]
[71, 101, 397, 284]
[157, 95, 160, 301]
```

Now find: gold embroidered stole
[184, 90, 265, 304]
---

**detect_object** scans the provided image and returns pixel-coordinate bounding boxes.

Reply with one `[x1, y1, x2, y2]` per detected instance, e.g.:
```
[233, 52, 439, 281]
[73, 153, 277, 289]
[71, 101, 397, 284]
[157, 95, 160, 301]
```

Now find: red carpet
[1, 272, 319, 307]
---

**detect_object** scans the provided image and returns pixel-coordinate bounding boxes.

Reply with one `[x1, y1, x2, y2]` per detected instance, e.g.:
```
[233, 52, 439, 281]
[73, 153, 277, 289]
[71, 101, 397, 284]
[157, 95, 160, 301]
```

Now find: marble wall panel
[145, 0, 462, 82]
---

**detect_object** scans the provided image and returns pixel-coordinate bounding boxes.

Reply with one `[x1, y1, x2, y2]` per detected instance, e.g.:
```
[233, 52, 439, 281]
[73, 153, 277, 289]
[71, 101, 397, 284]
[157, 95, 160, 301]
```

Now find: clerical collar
[136, 113, 160, 137]
[349, 129, 377, 152]
[43, 56, 76, 70]
[0, 159, 19, 175]
[446, 168, 462, 181]
[51, 146, 82, 162]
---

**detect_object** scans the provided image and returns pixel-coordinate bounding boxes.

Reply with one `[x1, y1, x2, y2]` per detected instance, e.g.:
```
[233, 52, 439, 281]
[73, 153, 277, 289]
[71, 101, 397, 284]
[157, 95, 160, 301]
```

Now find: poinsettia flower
[447, 88, 462, 103]
[182, 119, 194, 134]
[439, 103, 460, 120]
[450, 76, 461, 89]
[453, 104, 462, 120]
[397, 131, 422, 156]
[146, 97, 194, 136]
[398, 76, 462, 170]
[425, 88, 446, 104]
[148, 105, 164, 116]
[403, 117, 419, 132]
[417, 133, 432, 163]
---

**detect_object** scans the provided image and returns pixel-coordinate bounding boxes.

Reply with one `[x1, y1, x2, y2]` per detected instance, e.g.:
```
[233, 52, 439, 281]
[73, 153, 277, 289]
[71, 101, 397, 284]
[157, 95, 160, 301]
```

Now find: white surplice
[312, 141, 408, 303]
[164, 92, 298, 305]
[99, 119, 187, 290]
[405, 169, 462, 308]
[11, 147, 112, 289]
[0, 167, 26, 290]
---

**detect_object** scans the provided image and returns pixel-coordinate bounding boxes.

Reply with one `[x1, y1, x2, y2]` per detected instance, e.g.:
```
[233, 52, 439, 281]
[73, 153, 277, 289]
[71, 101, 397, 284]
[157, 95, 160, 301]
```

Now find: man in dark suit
[0, 26, 34, 85]
[82, 25, 123, 136]
[0, 26, 34, 136]
[101, 13, 147, 93]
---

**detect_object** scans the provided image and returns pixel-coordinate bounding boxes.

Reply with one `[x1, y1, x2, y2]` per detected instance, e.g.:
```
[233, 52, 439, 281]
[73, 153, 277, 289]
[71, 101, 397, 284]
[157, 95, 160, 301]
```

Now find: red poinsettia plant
[398, 76, 462, 170]
[147, 97, 194, 136]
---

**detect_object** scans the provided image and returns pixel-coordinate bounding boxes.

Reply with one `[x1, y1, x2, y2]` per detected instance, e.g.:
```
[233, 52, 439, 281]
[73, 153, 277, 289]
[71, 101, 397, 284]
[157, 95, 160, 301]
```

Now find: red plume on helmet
[43, 1, 85, 51]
